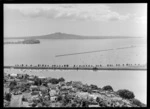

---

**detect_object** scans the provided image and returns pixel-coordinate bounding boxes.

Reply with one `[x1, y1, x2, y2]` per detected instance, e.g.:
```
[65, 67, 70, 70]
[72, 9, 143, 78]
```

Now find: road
[10, 94, 23, 107]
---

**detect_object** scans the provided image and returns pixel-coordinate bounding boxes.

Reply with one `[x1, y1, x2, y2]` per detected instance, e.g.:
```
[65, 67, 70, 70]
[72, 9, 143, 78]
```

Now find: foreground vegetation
[4, 72, 146, 107]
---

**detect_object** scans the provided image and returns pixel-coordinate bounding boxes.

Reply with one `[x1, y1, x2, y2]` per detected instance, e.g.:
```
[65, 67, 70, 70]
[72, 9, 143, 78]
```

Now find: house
[28, 76, 35, 80]
[27, 80, 35, 85]
[49, 89, 57, 97]
[38, 76, 46, 79]
[88, 104, 100, 107]
[17, 81, 27, 86]
[88, 94, 98, 100]
[50, 96, 58, 102]
[59, 90, 69, 95]
[47, 83, 58, 90]
[76, 92, 89, 99]
[22, 92, 31, 101]
[61, 85, 72, 90]
[72, 81, 83, 88]
[30, 85, 38, 91]
[10, 73, 17, 77]
[4, 87, 10, 96]
[17, 74, 24, 79]
[31, 95, 39, 100]
[44, 95, 50, 101]
[58, 81, 66, 86]
[39, 86, 49, 96]
[6, 79, 15, 82]
[39, 86, 48, 92]
[22, 101, 31, 107]
[31, 91, 39, 96]
[92, 90, 100, 93]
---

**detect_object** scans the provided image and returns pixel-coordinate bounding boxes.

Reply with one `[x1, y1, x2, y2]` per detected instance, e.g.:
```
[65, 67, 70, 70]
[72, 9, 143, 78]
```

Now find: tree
[117, 89, 135, 99]
[5, 93, 11, 101]
[102, 85, 113, 91]
[90, 84, 98, 90]
[131, 98, 146, 107]
[34, 78, 42, 86]
[82, 99, 89, 107]
[9, 81, 17, 89]
[58, 77, 65, 82]
[57, 95, 63, 101]
[49, 78, 59, 84]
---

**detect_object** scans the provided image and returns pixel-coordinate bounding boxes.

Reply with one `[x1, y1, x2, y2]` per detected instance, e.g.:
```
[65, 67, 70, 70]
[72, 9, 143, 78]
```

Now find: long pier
[4, 66, 147, 71]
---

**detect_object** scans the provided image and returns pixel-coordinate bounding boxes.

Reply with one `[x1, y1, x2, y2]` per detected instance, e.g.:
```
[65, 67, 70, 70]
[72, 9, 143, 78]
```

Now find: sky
[4, 3, 147, 38]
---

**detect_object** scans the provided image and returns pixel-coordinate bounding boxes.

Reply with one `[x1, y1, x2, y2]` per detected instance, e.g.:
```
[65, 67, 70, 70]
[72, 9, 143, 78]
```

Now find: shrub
[22, 97, 27, 101]
[57, 95, 63, 101]
[82, 99, 89, 107]
[96, 97, 102, 103]
[102, 85, 113, 91]
[90, 84, 98, 90]
[131, 98, 146, 107]
[5, 93, 11, 101]
[72, 103, 77, 107]
[117, 89, 135, 99]
[49, 78, 59, 84]
[34, 78, 42, 86]
[58, 77, 65, 82]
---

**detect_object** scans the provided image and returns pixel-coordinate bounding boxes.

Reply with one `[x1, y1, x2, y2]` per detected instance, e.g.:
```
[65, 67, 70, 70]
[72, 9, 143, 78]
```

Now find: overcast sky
[4, 3, 147, 37]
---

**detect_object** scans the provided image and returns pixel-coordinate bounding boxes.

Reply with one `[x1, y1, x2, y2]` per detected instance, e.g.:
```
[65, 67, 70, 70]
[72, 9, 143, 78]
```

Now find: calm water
[4, 38, 147, 104]
[4, 38, 147, 66]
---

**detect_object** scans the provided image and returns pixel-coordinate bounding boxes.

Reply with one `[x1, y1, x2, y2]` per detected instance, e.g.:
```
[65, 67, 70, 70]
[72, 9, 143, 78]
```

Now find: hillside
[4, 72, 146, 107]
[4, 32, 142, 40]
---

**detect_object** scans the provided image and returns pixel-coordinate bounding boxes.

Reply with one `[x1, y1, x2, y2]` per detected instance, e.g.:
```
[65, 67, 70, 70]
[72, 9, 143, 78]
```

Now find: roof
[38, 76, 46, 79]
[30, 85, 38, 89]
[47, 83, 58, 89]
[39, 86, 48, 91]
[7, 79, 15, 82]
[88, 104, 100, 107]
[27, 80, 35, 83]
[10, 73, 17, 76]
[49, 90, 57, 96]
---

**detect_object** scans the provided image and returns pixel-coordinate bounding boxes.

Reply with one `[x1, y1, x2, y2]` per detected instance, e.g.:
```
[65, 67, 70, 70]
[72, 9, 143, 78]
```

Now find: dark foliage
[117, 89, 135, 99]
[5, 93, 11, 101]
[49, 78, 59, 84]
[131, 98, 146, 107]
[102, 85, 113, 91]
[34, 78, 42, 86]
[90, 84, 98, 90]
[58, 77, 65, 82]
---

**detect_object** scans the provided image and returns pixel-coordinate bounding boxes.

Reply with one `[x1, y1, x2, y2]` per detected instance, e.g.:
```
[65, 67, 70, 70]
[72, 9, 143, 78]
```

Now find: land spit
[4, 65, 146, 71]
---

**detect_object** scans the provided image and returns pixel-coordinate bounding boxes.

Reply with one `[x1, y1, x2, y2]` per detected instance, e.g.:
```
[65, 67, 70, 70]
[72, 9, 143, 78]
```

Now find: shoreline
[4, 66, 147, 71]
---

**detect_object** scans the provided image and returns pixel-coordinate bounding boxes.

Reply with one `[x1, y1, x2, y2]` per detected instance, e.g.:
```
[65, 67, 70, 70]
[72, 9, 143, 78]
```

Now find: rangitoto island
[4, 32, 143, 40]
[4, 39, 40, 44]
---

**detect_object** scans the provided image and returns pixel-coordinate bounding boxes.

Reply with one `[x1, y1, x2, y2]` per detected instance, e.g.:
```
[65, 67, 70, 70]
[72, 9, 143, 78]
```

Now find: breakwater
[4, 65, 146, 71]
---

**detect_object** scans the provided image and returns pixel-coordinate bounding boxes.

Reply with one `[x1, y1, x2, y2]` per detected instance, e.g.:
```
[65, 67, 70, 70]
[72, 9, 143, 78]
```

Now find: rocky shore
[4, 72, 146, 107]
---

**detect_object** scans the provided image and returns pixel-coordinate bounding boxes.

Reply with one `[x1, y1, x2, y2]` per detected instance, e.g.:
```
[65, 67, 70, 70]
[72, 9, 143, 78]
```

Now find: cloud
[134, 16, 147, 24]
[4, 4, 131, 22]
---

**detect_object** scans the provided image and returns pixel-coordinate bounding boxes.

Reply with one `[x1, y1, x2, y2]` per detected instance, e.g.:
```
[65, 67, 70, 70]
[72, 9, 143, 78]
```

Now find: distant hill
[4, 32, 142, 39]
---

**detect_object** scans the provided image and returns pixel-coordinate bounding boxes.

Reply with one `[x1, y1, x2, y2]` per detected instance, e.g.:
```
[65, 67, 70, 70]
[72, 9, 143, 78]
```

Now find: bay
[4, 38, 147, 104]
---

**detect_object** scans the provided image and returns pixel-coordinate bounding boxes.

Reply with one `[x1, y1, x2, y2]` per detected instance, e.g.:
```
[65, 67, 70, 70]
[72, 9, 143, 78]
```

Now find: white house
[10, 73, 17, 77]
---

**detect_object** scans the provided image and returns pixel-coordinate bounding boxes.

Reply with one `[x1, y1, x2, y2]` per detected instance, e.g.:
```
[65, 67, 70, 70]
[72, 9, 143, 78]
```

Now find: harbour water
[4, 38, 147, 104]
